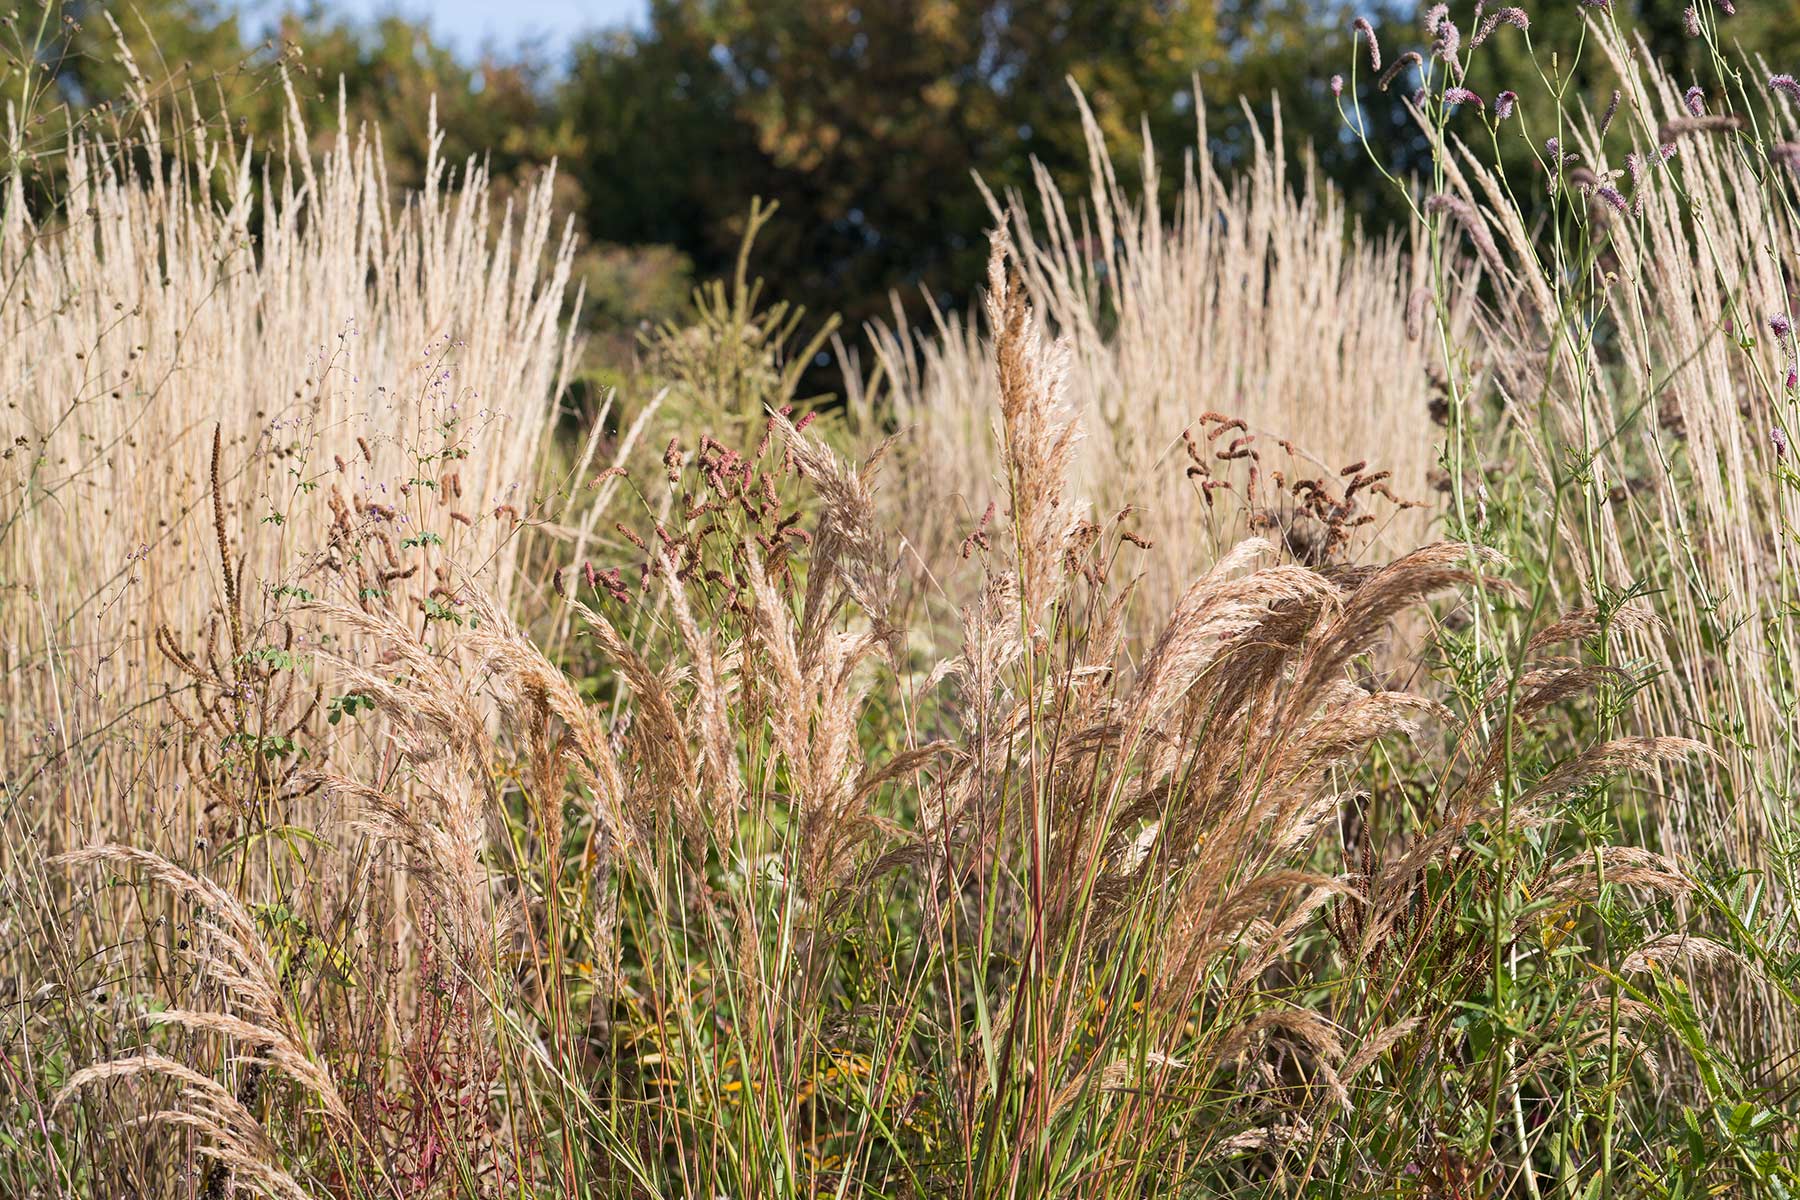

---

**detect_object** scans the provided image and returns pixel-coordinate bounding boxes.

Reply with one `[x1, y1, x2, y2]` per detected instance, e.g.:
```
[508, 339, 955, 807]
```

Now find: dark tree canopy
[12, 0, 1800, 357]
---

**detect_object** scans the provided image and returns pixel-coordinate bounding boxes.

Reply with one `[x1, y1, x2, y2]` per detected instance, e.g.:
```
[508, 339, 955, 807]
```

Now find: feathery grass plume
[871, 85, 1461, 647]
[463, 591, 638, 863]
[771, 408, 899, 637]
[1658, 112, 1745, 142]
[1620, 935, 1744, 975]
[982, 233, 1084, 638]
[1423, 193, 1507, 277]
[1399, 17, 1800, 1071]
[56, 1051, 313, 1200]
[52, 845, 351, 1194]
[657, 552, 749, 835]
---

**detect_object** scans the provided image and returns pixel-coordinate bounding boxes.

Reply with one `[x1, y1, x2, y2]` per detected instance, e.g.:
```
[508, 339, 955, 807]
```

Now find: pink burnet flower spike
[1352, 17, 1381, 71]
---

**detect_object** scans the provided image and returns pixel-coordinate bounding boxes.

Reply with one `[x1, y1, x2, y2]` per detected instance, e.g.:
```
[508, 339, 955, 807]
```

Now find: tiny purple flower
[1331, 74, 1345, 98]
[1772, 74, 1800, 103]
[1775, 427, 1791, 458]
[1445, 87, 1484, 108]
[1596, 186, 1628, 213]
[1771, 313, 1792, 339]
[1683, 4, 1700, 36]
[1686, 86, 1706, 116]
[1496, 90, 1518, 119]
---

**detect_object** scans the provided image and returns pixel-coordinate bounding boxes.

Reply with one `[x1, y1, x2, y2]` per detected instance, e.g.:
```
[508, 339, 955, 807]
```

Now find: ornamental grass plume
[867, 85, 1463, 649]
[30, 229, 1750, 1199]
[15, 10, 1800, 1196]
[1394, 16, 1800, 1070]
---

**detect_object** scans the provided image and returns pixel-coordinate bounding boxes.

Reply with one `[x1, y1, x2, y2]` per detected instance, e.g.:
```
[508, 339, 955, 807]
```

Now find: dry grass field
[4, 9, 1800, 1198]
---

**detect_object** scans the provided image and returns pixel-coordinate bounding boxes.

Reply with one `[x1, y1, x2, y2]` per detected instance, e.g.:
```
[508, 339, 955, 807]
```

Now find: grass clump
[8, 5, 1800, 1197]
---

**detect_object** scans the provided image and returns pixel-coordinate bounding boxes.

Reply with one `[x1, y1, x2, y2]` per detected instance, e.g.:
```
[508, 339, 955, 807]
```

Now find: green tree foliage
[16, 0, 1800, 375]
[562, 0, 1395, 339]
[18, 0, 575, 193]
[5, 1, 693, 388]
[1336, 0, 1800, 257]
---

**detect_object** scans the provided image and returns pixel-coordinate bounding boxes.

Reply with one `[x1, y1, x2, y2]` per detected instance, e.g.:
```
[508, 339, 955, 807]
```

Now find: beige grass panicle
[1409, 20, 1800, 1063]
[1, 59, 579, 850]
[866, 87, 1474, 631]
[1427, 25, 1797, 871]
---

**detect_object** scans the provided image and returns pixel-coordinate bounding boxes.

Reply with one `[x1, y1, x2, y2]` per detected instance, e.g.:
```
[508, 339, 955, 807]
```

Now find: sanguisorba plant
[48, 235, 1771, 1196]
[1334, 0, 1800, 1107]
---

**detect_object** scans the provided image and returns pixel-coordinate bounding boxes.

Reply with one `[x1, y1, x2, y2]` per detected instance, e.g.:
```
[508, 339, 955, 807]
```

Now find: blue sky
[239, 0, 648, 57]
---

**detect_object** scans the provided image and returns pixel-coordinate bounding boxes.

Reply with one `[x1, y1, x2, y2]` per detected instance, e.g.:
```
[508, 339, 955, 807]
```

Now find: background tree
[16, 0, 1800, 386]
[562, 0, 1407, 345]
